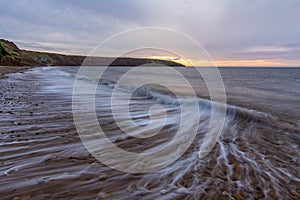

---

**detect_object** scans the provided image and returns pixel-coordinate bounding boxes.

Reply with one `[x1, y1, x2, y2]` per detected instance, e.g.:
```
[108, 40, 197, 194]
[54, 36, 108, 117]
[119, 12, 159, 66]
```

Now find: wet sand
[0, 66, 34, 79]
[0, 67, 299, 199]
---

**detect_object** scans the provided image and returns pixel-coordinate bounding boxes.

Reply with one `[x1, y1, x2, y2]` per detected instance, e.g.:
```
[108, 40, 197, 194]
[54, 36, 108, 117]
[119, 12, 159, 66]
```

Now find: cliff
[0, 39, 184, 67]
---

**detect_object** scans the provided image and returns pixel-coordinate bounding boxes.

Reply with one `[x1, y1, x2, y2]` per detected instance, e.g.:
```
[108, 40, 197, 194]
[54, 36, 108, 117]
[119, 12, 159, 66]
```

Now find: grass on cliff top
[0, 41, 9, 57]
[0, 40, 21, 59]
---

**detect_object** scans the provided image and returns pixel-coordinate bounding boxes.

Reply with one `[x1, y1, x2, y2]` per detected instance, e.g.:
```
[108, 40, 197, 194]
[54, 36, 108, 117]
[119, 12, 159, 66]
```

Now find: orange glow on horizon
[213, 59, 300, 67]
[144, 55, 299, 67]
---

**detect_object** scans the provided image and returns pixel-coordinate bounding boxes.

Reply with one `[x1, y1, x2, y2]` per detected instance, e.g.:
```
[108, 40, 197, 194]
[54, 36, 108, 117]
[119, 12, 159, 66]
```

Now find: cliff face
[0, 39, 184, 67]
[0, 39, 35, 66]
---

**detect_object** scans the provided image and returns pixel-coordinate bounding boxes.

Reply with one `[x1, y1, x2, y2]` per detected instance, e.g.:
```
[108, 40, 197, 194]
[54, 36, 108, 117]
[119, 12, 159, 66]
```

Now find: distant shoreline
[0, 39, 184, 67]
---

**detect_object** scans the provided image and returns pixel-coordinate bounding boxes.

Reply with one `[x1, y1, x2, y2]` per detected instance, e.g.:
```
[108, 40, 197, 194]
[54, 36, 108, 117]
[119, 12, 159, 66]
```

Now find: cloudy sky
[1, 0, 299, 66]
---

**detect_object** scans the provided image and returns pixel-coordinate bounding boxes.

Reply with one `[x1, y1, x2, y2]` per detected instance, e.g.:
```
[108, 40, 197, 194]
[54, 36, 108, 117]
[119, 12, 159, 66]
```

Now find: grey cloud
[0, 0, 299, 63]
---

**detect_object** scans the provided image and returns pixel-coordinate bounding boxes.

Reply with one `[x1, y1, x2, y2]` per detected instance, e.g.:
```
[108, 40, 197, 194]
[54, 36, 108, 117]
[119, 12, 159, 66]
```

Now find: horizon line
[2, 38, 299, 67]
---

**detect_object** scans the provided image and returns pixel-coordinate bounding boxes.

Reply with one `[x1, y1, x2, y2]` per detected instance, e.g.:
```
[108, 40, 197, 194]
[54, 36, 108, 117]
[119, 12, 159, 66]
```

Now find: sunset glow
[213, 59, 300, 67]
[147, 56, 300, 67]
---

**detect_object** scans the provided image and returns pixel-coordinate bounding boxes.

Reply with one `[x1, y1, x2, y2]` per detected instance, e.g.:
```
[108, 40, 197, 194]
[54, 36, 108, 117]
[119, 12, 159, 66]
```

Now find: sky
[1, 0, 299, 66]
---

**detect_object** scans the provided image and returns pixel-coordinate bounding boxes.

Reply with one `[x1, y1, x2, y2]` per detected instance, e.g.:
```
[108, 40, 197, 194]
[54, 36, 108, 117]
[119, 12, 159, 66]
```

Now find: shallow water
[0, 66, 299, 199]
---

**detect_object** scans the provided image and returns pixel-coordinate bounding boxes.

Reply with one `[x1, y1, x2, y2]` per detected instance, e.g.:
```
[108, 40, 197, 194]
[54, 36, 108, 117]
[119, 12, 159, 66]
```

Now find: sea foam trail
[76, 66, 300, 199]
[1, 66, 299, 199]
